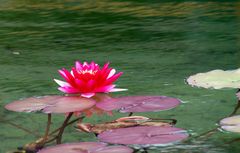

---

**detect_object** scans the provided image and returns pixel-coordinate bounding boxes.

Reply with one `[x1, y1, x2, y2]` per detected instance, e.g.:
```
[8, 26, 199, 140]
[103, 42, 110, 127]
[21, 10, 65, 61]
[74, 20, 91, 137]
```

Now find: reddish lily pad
[42, 96, 96, 114]
[219, 115, 240, 133]
[37, 142, 133, 153]
[5, 96, 61, 113]
[96, 96, 181, 113]
[92, 146, 133, 153]
[98, 126, 188, 146]
[5, 96, 96, 114]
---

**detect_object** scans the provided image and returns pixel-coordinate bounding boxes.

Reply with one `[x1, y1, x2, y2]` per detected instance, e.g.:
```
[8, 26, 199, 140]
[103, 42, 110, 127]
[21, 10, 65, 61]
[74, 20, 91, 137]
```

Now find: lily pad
[5, 96, 96, 114]
[187, 69, 240, 89]
[220, 115, 240, 126]
[37, 142, 133, 153]
[96, 96, 181, 113]
[98, 126, 188, 146]
[219, 115, 240, 133]
[5, 96, 61, 113]
[221, 125, 240, 133]
[42, 96, 96, 114]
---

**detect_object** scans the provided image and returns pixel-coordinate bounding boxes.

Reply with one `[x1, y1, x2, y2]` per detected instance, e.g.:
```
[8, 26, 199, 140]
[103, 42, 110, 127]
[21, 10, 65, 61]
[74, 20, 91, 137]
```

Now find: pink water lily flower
[54, 61, 127, 98]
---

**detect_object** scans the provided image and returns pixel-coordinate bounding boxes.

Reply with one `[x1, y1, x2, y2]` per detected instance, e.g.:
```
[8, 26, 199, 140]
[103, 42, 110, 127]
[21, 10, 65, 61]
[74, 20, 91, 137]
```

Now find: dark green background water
[0, 0, 240, 152]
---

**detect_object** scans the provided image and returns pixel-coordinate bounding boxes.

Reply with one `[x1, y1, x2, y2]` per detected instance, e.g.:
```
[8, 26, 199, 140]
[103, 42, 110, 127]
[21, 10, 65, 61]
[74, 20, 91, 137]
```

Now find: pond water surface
[0, 1, 240, 153]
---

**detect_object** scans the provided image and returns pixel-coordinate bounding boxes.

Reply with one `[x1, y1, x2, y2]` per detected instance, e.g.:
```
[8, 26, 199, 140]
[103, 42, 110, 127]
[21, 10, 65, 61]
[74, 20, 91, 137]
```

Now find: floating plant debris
[115, 116, 150, 123]
[98, 126, 188, 146]
[96, 96, 181, 113]
[187, 69, 240, 89]
[54, 61, 127, 98]
[77, 116, 172, 134]
[5, 95, 96, 114]
[37, 142, 133, 153]
[220, 115, 240, 133]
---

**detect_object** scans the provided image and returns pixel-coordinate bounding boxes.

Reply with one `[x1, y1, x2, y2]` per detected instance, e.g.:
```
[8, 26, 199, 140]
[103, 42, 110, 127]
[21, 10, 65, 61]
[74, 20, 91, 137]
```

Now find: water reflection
[1, 1, 240, 18]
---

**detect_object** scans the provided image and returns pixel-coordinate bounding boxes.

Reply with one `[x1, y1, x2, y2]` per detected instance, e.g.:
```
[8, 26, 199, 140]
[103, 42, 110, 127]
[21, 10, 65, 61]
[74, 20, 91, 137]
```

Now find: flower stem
[45, 116, 85, 144]
[226, 137, 240, 144]
[143, 148, 148, 153]
[229, 100, 240, 117]
[42, 114, 51, 144]
[49, 116, 85, 136]
[56, 112, 73, 144]
[128, 112, 133, 116]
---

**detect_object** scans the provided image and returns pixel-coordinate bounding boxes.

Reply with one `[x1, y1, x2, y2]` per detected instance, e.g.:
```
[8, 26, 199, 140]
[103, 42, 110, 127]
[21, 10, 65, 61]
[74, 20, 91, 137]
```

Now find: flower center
[79, 70, 97, 75]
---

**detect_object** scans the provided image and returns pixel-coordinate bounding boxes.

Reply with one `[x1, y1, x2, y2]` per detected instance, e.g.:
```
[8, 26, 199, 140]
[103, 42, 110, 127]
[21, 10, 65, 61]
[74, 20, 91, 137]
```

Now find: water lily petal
[95, 85, 115, 92]
[75, 61, 83, 71]
[58, 87, 79, 94]
[86, 80, 96, 91]
[59, 69, 75, 85]
[54, 79, 70, 87]
[83, 61, 88, 66]
[105, 72, 123, 85]
[71, 67, 79, 78]
[109, 88, 128, 92]
[102, 62, 110, 70]
[107, 69, 116, 79]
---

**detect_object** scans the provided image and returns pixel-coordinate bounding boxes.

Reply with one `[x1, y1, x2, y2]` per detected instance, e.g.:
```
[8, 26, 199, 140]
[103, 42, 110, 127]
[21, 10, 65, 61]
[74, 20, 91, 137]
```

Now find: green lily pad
[220, 115, 240, 126]
[187, 69, 240, 89]
[221, 125, 240, 133]
[220, 115, 240, 133]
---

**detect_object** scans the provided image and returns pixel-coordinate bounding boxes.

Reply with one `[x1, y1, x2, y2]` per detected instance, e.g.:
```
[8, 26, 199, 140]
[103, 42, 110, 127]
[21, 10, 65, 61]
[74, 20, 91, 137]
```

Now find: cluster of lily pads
[4, 61, 189, 153]
[4, 62, 240, 153]
[5, 94, 188, 153]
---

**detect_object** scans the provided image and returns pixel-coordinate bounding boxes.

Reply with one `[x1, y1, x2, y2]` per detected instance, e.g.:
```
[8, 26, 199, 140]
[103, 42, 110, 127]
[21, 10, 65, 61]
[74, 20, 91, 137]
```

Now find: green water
[0, 0, 240, 152]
